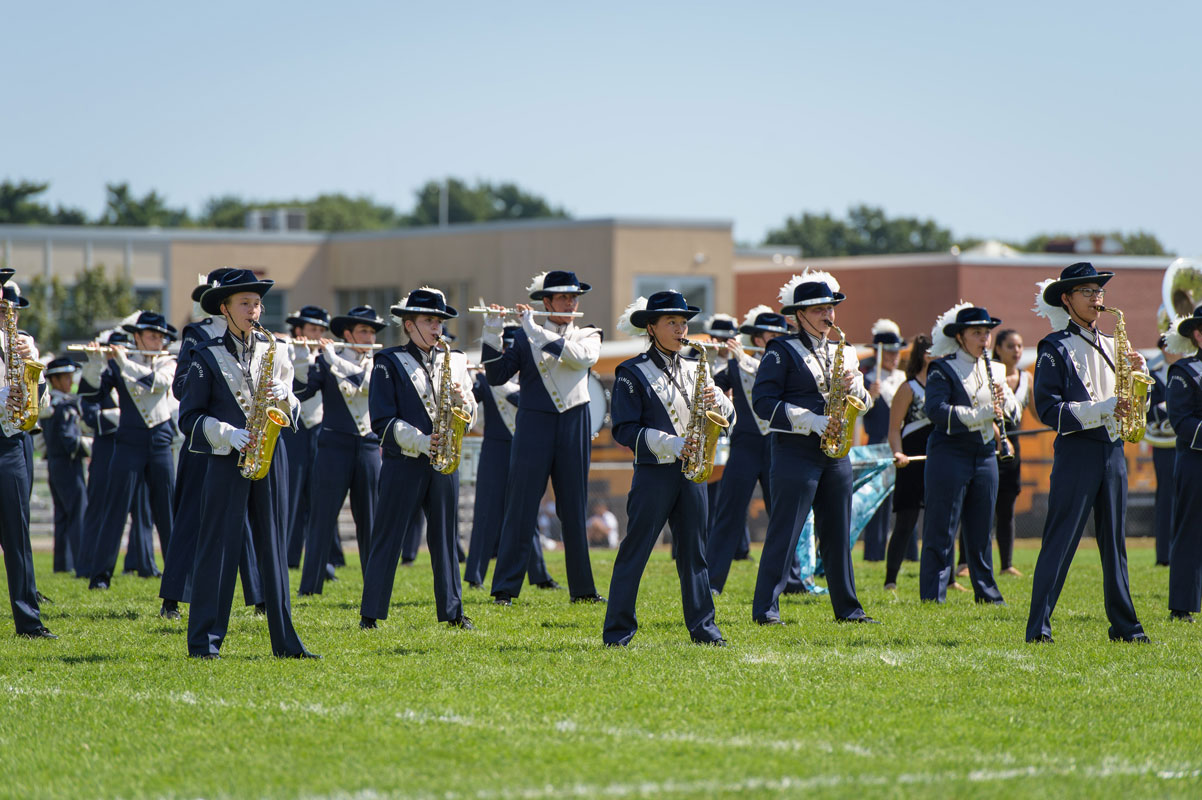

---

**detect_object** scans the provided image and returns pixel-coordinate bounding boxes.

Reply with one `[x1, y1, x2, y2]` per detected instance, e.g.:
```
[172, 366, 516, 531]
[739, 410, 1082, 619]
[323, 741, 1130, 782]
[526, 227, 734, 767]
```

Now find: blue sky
[5, 2, 1199, 253]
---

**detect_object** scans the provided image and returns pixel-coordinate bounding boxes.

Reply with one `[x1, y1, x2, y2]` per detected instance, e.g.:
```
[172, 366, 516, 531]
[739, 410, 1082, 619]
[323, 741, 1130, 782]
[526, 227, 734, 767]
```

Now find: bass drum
[588, 373, 610, 439]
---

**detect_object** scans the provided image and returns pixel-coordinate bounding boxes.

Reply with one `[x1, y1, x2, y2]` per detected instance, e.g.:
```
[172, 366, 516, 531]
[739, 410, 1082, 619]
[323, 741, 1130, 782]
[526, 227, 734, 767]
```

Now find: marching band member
[296, 305, 386, 596]
[75, 329, 152, 579]
[0, 271, 54, 638]
[860, 319, 907, 562]
[992, 329, 1031, 577]
[919, 304, 1013, 605]
[884, 334, 933, 590]
[1026, 263, 1148, 643]
[1164, 307, 1202, 622]
[160, 269, 263, 620]
[707, 305, 790, 593]
[1148, 333, 1178, 567]
[360, 289, 477, 630]
[483, 270, 604, 606]
[80, 310, 178, 590]
[699, 313, 750, 563]
[282, 305, 332, 569]
[43, 358, 89, 573]
[463, 325, 558, 591]
[751, 270, 877, 625]
[604, 292, 731, 646]
[179, 269, 315, 659]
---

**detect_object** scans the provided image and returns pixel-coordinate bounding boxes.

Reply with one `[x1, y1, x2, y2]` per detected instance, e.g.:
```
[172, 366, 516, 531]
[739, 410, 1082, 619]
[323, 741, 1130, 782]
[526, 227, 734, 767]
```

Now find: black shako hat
[331, 305, 388, 338]
[389, 288, 458, 321]
[199, 268, 275, 316]
[286, 305, 331, 329]
[1177, 304, 1202, 339]
[780, 281, 846, 314]
[629, 291, 701, 328]
[704, 315, 739, 339]
[942, 306, 1002, 336]
[529, 270, 591, 300]
[1, 283, 29, 309]
[191, 267, 238, 302]
[45, 357, 79, 376]
[122, 311, 179, 341]
[1041, 262, 1115, 307]
[739, 311, 791, 336]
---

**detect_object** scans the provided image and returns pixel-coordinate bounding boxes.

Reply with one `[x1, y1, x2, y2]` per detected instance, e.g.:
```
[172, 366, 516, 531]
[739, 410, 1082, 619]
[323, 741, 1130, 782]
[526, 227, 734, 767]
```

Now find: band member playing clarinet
[360, 288, 477, 630]
[1164, 305, 1202, 623]
[920, 304, 1014, 605]
[483, 270, 604, 606]
[180, 269, 316, 659]
[1027, 263, 1149, 643]
[751, 270, 876, 626]
[605, 292, 731, 646]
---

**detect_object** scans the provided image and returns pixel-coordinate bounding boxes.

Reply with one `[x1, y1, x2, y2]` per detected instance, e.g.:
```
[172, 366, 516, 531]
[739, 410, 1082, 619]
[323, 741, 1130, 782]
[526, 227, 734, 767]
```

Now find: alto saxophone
[3, 297, 44, 432]
[429, 336, 472, 474]
[238, 322, 292, 480]
[820, 325, 866, 458]
[679, 339, 731, 483]
[1099, 306, 1155, 443]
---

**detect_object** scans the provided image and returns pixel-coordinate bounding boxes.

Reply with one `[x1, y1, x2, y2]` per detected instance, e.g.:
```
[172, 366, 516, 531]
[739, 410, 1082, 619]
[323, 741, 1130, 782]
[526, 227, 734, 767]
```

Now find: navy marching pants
[299, 429, 380, 594]
[1169, 448, 1202, 613]
[187, 452, 306, 657]
[464, 436, 551, 586]
[919, 437, 1004, 603]
[47, 457, 85, 573]
[282, 424, 320, 567]
[1152, 445, 1175, 565]
[76, 436, 149, 578]
[89, 425, 175, 585]
[603, 463, 722, 645]
[708, 437, 771, 593]
[753, 436, 866, 622]
[1025, 437, 1143, 641]
[0, 435, 44, 634]
[361, 455, 463, 622]
[491, 406, 596, 599]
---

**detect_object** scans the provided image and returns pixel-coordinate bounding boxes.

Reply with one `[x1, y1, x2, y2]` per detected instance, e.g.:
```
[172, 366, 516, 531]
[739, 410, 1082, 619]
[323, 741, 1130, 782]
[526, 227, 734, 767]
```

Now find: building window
[134, 287, 164, 313]
[260, 290, 286, 332]
[632, 275, 715, 332]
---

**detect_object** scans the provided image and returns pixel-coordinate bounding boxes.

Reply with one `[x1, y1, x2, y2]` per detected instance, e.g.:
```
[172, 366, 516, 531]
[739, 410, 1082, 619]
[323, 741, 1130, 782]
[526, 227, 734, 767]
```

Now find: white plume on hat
[6, 281, 20, 297]
[1165, 317, 1196, 355]
[1033, 278, 1070, 331]
[120, 311, 144, 328]
[617, 296, 649, 338]
[390, 286, 446, 325]
[742, 304, 774, 328]
[930, 301, 973, 357]
[778, 269, 840, 307]
[96, 327, 121, 345]
[526, 272, 549, 295]
[871, 318, 901, 338]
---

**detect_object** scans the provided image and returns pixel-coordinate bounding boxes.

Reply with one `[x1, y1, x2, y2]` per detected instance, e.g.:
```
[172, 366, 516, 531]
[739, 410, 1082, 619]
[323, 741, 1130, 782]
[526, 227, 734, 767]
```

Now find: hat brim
[331, 315, 389, 338]
[1177, 317, 1202, 339]
[942, 318, 1002, 336]
[3, 295, 30, 309]
[200, 280, 275, 315]
[780, 292, 847, 314]
[191, 284, 209, 302]
[122, 323, 178, 342]
[387, 304, 458, 321]
[46, 365, 79, 376]
[629, 305, 701, 328]
[285, 315, 330, 329]
[530, 282, 592, 300]
[1041, 273, 1114, 306]
[739, 323, 791, 336]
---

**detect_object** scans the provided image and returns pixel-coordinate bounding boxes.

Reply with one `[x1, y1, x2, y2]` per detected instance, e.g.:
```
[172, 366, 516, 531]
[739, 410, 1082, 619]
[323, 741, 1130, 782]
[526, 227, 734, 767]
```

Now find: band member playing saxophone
[359, 288, 477, 631]
[604, 291, 732, 646]
[179, 269, 316, 659]
[751, 270, 876, 626]
[1026, 263, 1149, 644]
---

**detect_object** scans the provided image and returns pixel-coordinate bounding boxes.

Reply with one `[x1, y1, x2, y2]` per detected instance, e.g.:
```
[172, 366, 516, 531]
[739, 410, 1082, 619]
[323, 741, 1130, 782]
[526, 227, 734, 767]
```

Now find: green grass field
[1, 541, 1199, 799]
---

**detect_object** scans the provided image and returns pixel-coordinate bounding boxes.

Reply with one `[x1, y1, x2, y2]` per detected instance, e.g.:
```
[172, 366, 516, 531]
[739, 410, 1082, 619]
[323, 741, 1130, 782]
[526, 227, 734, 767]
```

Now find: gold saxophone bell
[240, 407, 292, 481]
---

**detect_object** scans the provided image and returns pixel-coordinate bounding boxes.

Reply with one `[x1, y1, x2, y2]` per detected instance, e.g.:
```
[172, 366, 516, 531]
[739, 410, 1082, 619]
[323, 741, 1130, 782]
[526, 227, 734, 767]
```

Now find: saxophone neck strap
[648, 345, 692, 410]
[1069, 323, 1116, 372]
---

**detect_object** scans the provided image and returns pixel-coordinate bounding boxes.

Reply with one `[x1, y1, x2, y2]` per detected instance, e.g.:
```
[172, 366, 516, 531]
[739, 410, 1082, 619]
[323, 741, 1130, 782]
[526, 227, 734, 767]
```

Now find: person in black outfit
[992, 329, 1030, 577]
[884, 334, 932, 589]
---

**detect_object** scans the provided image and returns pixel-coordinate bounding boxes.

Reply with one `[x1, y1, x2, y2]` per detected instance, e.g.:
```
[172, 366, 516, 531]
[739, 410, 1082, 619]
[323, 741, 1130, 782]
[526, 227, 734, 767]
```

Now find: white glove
[268, 379, 289, 401]
[416, 433, 432, 456]
[811, 414, 831, 435]
[482, 313, 504, 333]
[322, 342, 339, 362]
[0, 386, 8, 405]
[1095, 396, 1118, 416]
[668, 435, 686, 458]
[229, 429, 251, 450]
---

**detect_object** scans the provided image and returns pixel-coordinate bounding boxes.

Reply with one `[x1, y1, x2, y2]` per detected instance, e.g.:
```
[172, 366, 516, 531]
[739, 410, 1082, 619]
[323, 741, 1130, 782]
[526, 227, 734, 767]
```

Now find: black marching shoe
[286, 650, 322, 659]
[838, 615, 881, 624]
[755, 617, 785, 626]
[695, 637, 728, 647]
[1027, 633, 1055, 644]
[401, 558, 416, 567]
[253, 603, 267, 616]
[18, 627, 57, 640]
[1170, 610, 1195, 623]
[448, 616, 475, 631]
[89, 579, 109, 591]
[466, 581, 484, 590]
[360, 616, 378, 630]
[534, 579, 562, 590]
[493, 594, 513, 606]
[190, 652, 221, 660]
[1110, 632, 1153, 644]
[160, 600, 182, 620]
[35, 591, 53, 604]
[571, 593, 607, 605]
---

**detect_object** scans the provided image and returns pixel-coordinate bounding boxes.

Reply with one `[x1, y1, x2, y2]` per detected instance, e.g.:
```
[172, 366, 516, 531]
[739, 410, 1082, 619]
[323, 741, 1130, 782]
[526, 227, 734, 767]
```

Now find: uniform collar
[648, 344, 681, 373]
